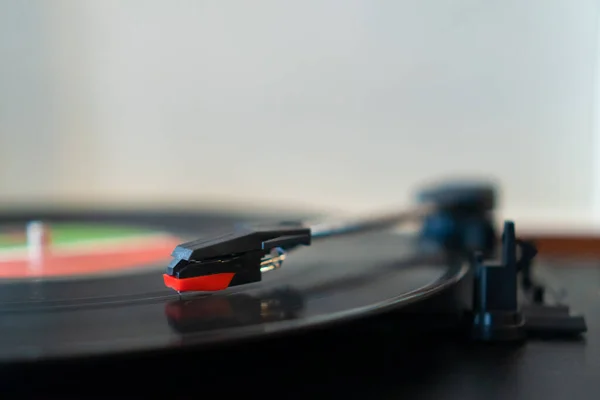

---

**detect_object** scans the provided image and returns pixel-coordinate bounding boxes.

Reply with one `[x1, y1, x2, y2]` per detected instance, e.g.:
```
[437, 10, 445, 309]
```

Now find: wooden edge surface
[521, 234, 600, 259]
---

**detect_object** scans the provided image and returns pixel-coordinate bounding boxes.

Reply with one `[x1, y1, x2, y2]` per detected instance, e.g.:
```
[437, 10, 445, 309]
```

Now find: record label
[0, 222, 181, 278]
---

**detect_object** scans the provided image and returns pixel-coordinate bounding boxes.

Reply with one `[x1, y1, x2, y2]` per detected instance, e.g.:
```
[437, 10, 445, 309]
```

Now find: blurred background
[1, 0, 599, 230]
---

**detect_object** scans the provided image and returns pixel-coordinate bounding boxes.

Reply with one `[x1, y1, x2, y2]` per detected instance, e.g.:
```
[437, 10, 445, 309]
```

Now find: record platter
[0, 180, 596, 397]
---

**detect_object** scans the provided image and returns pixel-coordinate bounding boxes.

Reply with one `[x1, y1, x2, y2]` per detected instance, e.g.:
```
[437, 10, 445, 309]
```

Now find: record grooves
[0, 210, 465, 363]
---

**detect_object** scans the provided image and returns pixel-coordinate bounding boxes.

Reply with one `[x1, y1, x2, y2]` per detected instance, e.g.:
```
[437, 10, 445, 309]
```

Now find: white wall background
[1, 1, 600, 227]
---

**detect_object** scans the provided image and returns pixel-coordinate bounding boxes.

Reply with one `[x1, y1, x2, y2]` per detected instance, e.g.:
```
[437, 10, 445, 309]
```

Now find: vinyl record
[0, 210, 467, 363]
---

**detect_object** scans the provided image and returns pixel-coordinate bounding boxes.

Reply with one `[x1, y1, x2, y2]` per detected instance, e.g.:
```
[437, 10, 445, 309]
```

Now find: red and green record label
[0, 223, 181, 278]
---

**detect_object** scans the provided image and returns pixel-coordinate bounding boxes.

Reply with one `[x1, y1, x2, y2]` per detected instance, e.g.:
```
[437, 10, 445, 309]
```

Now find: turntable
[0, 180, 595, 398]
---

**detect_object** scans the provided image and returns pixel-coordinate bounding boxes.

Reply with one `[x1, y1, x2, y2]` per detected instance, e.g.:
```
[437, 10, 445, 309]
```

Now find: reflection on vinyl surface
[166, 288, 304, 334]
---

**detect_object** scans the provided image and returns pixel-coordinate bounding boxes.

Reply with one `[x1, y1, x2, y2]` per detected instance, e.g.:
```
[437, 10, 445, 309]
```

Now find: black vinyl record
[0, 210, 467, 363]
